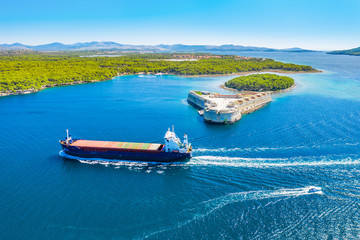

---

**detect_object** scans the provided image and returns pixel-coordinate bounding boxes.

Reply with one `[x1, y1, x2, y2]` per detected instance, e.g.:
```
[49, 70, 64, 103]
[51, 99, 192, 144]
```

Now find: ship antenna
[172, 125, 174, 132]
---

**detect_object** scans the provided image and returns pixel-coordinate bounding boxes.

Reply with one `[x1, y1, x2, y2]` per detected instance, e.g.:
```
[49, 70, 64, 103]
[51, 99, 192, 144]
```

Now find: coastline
[0, 80, 105, 97]
[0, 69, 317, 97]
[183, 69, 321, 78]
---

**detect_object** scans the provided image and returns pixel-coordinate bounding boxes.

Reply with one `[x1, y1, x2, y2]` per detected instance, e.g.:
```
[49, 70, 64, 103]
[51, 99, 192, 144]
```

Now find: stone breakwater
[187, 90, 272, 124]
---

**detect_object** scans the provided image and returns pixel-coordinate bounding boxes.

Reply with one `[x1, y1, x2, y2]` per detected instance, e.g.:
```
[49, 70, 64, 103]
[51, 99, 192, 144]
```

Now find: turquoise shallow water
[1, 52, 360, 239]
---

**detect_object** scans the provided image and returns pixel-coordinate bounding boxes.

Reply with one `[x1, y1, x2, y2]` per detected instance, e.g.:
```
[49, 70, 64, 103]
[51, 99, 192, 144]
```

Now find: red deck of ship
[70, 140, 163, 151]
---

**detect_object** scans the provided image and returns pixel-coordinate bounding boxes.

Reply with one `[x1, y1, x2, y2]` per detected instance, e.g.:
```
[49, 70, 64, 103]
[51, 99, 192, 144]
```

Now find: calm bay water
[1, 52, 360, 239]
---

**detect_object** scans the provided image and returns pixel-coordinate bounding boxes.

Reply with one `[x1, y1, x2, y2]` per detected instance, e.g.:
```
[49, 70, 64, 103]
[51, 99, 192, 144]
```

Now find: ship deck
[70, 140, 162, 151]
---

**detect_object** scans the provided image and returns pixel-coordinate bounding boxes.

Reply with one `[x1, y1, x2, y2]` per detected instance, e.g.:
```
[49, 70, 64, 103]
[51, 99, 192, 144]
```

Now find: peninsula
[0, 52, 317, 97]
[327, 47, 360, 56]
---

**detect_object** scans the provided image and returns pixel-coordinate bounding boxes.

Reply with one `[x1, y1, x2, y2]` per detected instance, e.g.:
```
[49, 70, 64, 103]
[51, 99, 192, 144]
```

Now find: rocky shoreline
[0, 80, 101, 97]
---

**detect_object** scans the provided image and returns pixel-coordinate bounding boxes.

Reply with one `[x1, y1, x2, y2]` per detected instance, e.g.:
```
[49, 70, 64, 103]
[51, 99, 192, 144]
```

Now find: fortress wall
[238, 94, 272, 113]
[187, 91, 208, 109]
[203, 109, 242, 123]
[188, 91, 271, 124]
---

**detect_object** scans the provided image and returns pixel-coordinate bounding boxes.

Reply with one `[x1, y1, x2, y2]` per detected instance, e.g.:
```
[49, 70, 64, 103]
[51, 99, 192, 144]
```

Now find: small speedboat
[308, 186, 322, 193]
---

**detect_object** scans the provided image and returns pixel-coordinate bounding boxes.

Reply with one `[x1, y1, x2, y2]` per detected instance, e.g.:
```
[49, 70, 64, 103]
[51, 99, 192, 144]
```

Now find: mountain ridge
[0, 42, 317, 53]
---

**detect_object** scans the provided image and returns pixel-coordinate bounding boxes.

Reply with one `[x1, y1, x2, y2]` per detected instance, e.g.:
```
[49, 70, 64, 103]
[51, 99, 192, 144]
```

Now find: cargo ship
[59, 127, 192, 163]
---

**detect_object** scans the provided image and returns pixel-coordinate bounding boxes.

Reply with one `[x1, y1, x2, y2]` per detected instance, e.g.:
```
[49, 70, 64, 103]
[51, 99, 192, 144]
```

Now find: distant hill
[0, 42, 317, 53]
[159, 44, 316, 52]
[327, 47, 360, 56]
[0, 41, 168, 52]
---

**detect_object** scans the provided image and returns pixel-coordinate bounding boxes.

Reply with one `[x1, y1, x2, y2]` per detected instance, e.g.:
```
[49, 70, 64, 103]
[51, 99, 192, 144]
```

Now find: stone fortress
[187, 90, 272, 124]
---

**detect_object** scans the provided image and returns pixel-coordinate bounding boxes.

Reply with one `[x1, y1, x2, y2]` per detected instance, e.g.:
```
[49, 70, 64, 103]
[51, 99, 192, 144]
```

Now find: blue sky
[1, 0, 359, 50]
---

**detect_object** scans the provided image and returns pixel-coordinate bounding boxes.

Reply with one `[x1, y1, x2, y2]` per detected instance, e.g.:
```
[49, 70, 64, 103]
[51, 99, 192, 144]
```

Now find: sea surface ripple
[1, 52, 360, 239]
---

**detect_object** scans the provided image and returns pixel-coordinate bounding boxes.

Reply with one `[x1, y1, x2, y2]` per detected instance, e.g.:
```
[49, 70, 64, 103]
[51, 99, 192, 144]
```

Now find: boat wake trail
[60, 151, 360, 169]
[189, 155, 360, 167]
[140, 187, 323, 239]
[194, 141, 360, 154]
[194, 147, 302, 153]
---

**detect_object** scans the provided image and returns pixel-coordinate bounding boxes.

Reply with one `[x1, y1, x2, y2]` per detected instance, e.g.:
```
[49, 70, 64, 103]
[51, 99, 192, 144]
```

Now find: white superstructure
[164, 126, 192, 153]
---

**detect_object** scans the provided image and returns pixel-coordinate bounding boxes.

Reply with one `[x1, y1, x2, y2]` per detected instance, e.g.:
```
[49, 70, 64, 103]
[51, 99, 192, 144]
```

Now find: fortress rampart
[187, 90, 272, 124]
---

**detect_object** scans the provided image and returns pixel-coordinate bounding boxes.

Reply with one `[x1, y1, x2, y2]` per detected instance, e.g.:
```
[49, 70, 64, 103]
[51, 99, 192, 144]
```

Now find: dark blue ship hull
[61, 144, 191, 163]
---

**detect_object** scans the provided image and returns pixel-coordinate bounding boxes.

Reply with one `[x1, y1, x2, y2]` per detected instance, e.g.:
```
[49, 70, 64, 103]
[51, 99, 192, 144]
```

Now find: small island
[224, 74, 295, 91]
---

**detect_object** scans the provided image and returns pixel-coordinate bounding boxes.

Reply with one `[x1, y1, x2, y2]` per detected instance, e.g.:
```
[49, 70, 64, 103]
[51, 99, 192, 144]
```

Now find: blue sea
[1, 52, 360, 239]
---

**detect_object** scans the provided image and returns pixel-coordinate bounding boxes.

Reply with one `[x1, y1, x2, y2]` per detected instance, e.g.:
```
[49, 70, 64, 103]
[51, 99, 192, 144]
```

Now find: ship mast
[66, 129, 70, 144]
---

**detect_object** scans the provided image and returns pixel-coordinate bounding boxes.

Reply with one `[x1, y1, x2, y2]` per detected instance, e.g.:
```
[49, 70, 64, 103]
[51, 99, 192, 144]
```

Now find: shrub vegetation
[224, 74, 295, 91]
